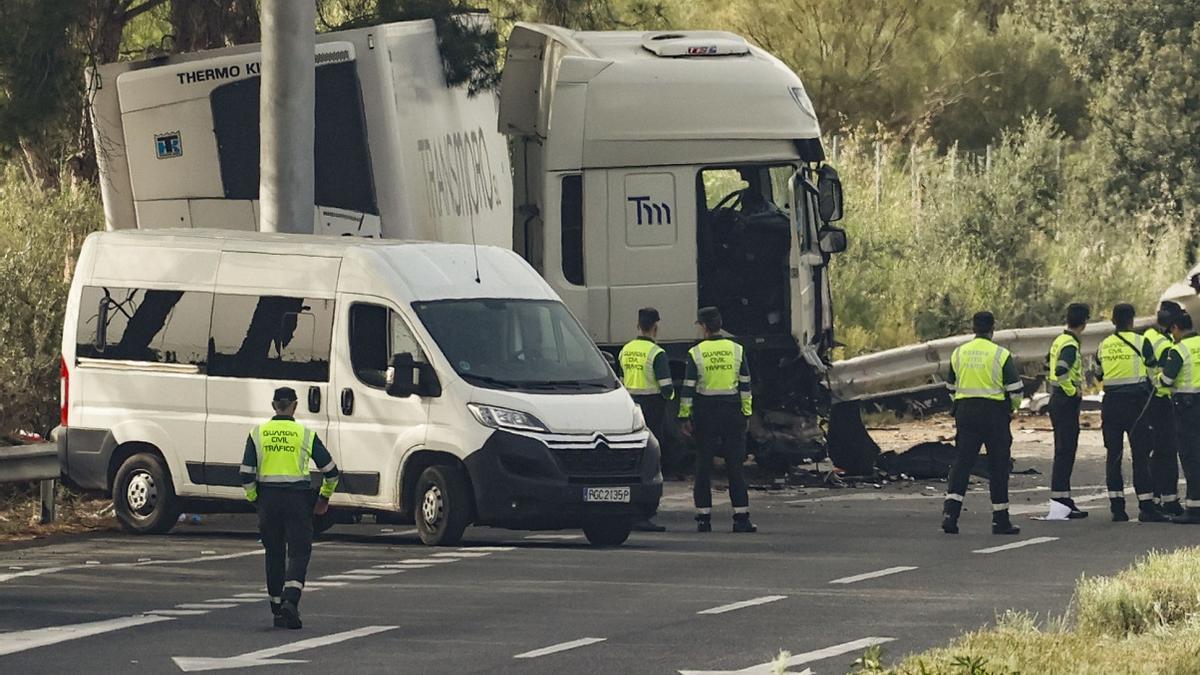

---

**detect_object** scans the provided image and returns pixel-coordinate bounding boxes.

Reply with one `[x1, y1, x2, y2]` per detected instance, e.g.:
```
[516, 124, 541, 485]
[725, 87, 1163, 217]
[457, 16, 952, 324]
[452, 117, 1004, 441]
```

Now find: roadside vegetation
[847, 547, 1200, 674]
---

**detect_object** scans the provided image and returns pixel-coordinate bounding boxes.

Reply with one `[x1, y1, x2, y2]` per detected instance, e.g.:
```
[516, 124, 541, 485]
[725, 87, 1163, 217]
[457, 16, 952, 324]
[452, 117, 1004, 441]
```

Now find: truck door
[543, 171, 611, 345]
[606, 167, 698, 345]
[203, 252, 338, 499]
[789, 169, 824, 348]
[329, 297, 429, 508]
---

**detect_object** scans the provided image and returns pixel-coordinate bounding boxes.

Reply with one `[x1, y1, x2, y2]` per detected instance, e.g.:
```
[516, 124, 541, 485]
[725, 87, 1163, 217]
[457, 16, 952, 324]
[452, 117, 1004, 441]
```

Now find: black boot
[1162, 500, 1184, 517]
[1173, 507, 1200, 524]
[992, 509, 1021, 535]
[279, 600, 302, 630]
[1110, 498, 1129, 522]
[271, 601, 285, 628]
[1138, 500, 1171, 523]
[941, 499, 961, 534]
[732, 513, 757, 533]
[1053, 497, 1088, 519]
[696, 513, 712, 533]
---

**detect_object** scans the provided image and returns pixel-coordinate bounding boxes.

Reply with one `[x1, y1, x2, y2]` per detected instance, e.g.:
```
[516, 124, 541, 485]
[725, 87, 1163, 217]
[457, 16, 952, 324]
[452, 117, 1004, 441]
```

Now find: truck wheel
[582, 519, 632, 547]
[415, 465, 471, 546]
[113, 453, 179, 534]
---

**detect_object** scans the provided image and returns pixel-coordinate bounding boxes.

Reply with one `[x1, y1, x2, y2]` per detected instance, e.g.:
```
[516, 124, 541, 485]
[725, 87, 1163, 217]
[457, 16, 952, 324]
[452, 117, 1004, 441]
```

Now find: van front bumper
[464, 429, 662, 529]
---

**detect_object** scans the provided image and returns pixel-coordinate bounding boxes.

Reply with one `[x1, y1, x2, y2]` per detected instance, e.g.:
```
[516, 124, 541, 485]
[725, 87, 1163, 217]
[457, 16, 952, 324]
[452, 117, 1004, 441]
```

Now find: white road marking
[459, 546, 515, 552]
[319, 574, 379, 581]
[786, 485, 1050, 505]
[147, 610, 209, 616]
[301, 581, 347, 588]
[233, 593, 266, 598]
[206, 597, 262, 603]
[524, 534, 583, 540]
[85, 561, 101, 565]
[117, 549, 264, 568]
[0, 614, 174, 657]
[514, 637, 607, 659]
[374, 564, 427, 570]
[829, 566, 919, 585]
[697, 595, 787, 615]
[0, 566, 75, 583]
[379, 528, 419, 536]
[177, 603, 237, 610]
[434, 551, 490, 558]
[346, 568, 402, 575]
[679, 636, 896, 674]
[173, 625, 397, 671]
[399, 558, 455, 564]
[973, 536, 1059, 554]
[201, 550, 217, 555]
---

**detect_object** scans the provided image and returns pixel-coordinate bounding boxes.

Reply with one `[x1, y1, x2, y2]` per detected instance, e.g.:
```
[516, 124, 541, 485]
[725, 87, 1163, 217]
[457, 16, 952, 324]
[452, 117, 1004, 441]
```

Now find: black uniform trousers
[692, 402, 750, 511]
[256, 487, 314, 608]
[633, 394, 668, 468]
[947, 399, 1011, 506]
[1049, 390, 1081, 495]
[1174, 395, 1200, 505]
[1101, 391, 1154, 503]
[1148, 395, 1180, 499]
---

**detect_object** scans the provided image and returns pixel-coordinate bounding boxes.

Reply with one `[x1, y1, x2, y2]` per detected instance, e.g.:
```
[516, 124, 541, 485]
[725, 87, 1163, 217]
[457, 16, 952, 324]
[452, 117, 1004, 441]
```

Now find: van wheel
[415, 465, 471, 546]
[582, 519, 632, 547]
[113, 453, 179, 534]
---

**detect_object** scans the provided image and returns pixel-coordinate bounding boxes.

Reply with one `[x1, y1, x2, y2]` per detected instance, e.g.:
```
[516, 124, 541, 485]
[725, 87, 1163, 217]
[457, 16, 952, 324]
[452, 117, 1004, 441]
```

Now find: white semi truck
[89, 18, 847, 471]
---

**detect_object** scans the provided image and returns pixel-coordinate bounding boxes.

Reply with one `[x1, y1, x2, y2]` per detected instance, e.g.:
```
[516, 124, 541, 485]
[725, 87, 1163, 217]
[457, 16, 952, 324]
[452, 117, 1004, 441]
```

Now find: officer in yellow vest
[679, 307, 756, 533]
[942, 312, 1024, 535]
[1146, 304, 1184, 515]
[1046, 303, 1090, 518]
[1093, 304, 1166, 522]
[619, 307, 675, 532]
[1159, 312, 1200, 524]
[240, 387, 340, 629]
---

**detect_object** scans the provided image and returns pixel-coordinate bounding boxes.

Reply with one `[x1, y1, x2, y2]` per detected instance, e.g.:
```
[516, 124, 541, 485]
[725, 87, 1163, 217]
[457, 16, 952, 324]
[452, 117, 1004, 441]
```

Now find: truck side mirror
[386, 353, 419, 398]
[816, 165, 844, 223]
[818, 227, 848, 254]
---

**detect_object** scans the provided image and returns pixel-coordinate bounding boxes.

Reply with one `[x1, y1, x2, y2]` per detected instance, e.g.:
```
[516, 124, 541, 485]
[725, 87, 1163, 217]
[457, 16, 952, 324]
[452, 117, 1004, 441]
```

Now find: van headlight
[468, 403, 549, 432]
[632, 405, 646, 432]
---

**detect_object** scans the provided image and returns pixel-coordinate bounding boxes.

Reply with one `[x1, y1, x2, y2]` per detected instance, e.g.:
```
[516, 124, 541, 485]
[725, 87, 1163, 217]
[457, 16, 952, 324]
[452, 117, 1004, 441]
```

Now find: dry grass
[0, 484, 115, 543]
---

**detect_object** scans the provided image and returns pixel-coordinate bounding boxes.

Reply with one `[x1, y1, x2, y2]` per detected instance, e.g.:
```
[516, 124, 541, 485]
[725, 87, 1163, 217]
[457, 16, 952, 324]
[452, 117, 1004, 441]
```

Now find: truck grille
[554, 448, 643, 475]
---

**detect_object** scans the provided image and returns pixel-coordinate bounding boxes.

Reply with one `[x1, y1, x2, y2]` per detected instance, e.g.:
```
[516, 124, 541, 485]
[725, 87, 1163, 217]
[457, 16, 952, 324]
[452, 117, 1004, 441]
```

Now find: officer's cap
[272, 387, 298, 403]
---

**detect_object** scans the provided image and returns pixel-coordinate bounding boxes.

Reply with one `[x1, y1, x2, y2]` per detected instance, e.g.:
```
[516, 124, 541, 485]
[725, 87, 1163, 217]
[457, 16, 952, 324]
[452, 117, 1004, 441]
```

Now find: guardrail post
[40, 478, 56, 524]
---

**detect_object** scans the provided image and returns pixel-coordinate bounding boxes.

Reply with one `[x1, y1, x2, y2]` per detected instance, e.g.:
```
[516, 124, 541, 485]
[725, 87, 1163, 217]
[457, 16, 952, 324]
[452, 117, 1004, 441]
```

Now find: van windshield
[413, 299, 618, 393]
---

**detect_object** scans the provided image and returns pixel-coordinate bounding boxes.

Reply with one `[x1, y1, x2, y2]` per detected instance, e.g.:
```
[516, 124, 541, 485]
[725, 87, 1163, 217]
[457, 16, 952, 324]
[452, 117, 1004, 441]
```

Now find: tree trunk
[170, 0, 260, 52]
[19, 138, 58, 190]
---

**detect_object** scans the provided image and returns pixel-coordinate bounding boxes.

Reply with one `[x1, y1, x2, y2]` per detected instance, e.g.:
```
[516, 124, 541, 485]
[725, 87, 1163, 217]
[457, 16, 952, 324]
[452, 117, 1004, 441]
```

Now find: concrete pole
[259, 0, 315, 234]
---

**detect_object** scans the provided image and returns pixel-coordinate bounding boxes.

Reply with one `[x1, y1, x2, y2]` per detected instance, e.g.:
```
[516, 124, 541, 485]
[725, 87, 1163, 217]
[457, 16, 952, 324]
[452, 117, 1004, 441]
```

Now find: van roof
[82, 229, 556, 302]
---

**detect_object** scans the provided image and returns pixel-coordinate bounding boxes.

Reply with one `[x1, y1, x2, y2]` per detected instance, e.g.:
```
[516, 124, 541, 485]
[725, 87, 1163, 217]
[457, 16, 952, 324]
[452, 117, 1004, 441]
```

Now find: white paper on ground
[1033, 500, 1072, 521]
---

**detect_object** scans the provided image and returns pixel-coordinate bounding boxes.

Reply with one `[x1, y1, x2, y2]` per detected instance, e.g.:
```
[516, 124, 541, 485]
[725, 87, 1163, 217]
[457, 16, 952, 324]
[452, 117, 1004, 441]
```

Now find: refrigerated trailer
[88, 18, 847, 471]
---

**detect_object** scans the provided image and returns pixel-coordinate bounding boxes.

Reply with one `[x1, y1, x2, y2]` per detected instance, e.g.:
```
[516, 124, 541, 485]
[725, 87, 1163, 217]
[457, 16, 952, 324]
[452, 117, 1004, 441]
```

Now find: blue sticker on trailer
[154, 132, 182, 159]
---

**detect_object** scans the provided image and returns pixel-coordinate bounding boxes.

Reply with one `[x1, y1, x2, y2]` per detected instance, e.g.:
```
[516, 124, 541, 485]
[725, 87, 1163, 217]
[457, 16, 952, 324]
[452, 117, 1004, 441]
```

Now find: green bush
[0, 169, 100, 438]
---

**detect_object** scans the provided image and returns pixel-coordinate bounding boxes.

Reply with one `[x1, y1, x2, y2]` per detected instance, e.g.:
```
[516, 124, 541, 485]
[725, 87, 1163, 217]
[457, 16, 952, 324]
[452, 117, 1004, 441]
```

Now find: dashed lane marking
[697, 595, 787, 615]
[679, 636, 896, 675]
[459, 546, 515, 552]
[829, 566, 919, 585]
[147, 609, 209, 616]
[524, 534, 583, 540]
[302, 581, 347, 588]
[973, 536, 1059, 554]
[319, 574, 379, 581]
[374, 564, 430, 570]
[434, 551, 490, 558]
[399, 558, 456, 564]
[348, 568, 402, 575]
[233, 593, 266, 598]
[0, 614, 174, 657]
[514, 637, 607, 659]
[177, 603, 236, 610]
[206, 597, 263, 603]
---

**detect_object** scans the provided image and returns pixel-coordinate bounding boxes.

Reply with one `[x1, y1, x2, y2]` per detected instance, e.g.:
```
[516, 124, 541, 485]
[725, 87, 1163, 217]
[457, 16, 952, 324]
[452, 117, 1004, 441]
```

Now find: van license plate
[584, 487, 631, 503]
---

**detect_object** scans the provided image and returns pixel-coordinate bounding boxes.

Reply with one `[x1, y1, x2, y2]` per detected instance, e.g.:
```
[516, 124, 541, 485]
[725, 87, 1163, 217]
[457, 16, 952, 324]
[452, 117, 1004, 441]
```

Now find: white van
[57, 229, 661, 546]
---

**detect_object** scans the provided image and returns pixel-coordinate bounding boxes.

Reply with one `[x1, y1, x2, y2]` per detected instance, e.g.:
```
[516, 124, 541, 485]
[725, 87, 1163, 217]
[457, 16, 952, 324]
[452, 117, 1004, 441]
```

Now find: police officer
[942, 311, 1024, 535]
[1146, 304, 1183, 515]
[240, 387, 340, 629]
[679, 307, 756, 533]
[1047, 303, 1090, 518]
[1159, 312, 1200, 524]
[619, 307, 675, 532]
[1093, 304, 1166, 522]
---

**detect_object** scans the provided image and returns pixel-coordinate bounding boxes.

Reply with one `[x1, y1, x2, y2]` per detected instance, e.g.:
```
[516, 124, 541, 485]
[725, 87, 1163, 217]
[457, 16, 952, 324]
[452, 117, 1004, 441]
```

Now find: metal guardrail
[0, 442, 61, 523]
[829, 318, 1152, 403]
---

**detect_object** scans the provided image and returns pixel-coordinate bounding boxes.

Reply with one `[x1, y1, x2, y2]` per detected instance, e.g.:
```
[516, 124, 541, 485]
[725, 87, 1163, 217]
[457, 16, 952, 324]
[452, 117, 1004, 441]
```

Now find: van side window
[75, 286, 212, 366]
[561, 174, 584, 285]
[349, 303, 425, 388]
[208, 294, 334, 382]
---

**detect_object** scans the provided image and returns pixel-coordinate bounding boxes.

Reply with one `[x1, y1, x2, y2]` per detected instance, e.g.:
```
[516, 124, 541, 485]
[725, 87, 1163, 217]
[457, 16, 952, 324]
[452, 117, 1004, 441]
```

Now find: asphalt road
[3, 427, 1199, 674]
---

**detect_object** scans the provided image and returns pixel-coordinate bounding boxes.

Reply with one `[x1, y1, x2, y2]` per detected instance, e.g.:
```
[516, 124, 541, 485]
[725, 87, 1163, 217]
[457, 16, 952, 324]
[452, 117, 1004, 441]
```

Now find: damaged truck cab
[498, 25, 847, 468]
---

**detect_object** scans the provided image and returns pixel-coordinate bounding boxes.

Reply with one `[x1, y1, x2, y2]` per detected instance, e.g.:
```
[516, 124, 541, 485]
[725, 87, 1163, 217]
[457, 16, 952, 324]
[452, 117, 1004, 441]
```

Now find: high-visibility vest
[950, 337, 1009, 401]
[1145, 327, 1173, 398]
[1098, 331, 1149, 388]
[619, 338, 666, 395]
[1047, 333, 1082, 397]
[689, 339, 744, 395]
[252, 419, 314, 484]
[1170, 335, 1200, 394]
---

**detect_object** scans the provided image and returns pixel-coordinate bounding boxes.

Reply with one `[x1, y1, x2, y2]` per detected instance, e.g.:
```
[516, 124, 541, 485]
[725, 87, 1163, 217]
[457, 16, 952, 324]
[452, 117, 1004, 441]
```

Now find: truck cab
[499, 25, 846, 467]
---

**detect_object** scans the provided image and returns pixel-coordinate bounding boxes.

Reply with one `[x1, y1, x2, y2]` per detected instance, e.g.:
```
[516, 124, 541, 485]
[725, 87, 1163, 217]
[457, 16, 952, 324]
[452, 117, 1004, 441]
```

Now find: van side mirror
[95, 298, 109, 352]
[818, 227, 848, 254]
[816, 165, 844, 223]
[386, 352, 441, 398]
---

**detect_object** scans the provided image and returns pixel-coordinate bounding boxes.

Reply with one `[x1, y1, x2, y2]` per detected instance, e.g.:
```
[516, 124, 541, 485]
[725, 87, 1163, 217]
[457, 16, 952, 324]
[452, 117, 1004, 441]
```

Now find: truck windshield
[413, 299, 618, 393]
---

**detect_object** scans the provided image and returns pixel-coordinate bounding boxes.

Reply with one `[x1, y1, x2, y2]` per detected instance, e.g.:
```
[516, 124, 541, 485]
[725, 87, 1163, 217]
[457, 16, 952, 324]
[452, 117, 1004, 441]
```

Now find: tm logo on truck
[627, 195, 672, 225]
[154, 132, 182, 159]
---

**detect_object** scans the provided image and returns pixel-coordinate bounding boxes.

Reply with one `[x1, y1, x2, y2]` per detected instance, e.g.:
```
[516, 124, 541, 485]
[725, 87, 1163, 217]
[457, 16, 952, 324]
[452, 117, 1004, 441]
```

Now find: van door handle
[308, 386, 321, 413]
[341, 388, 354, 416]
